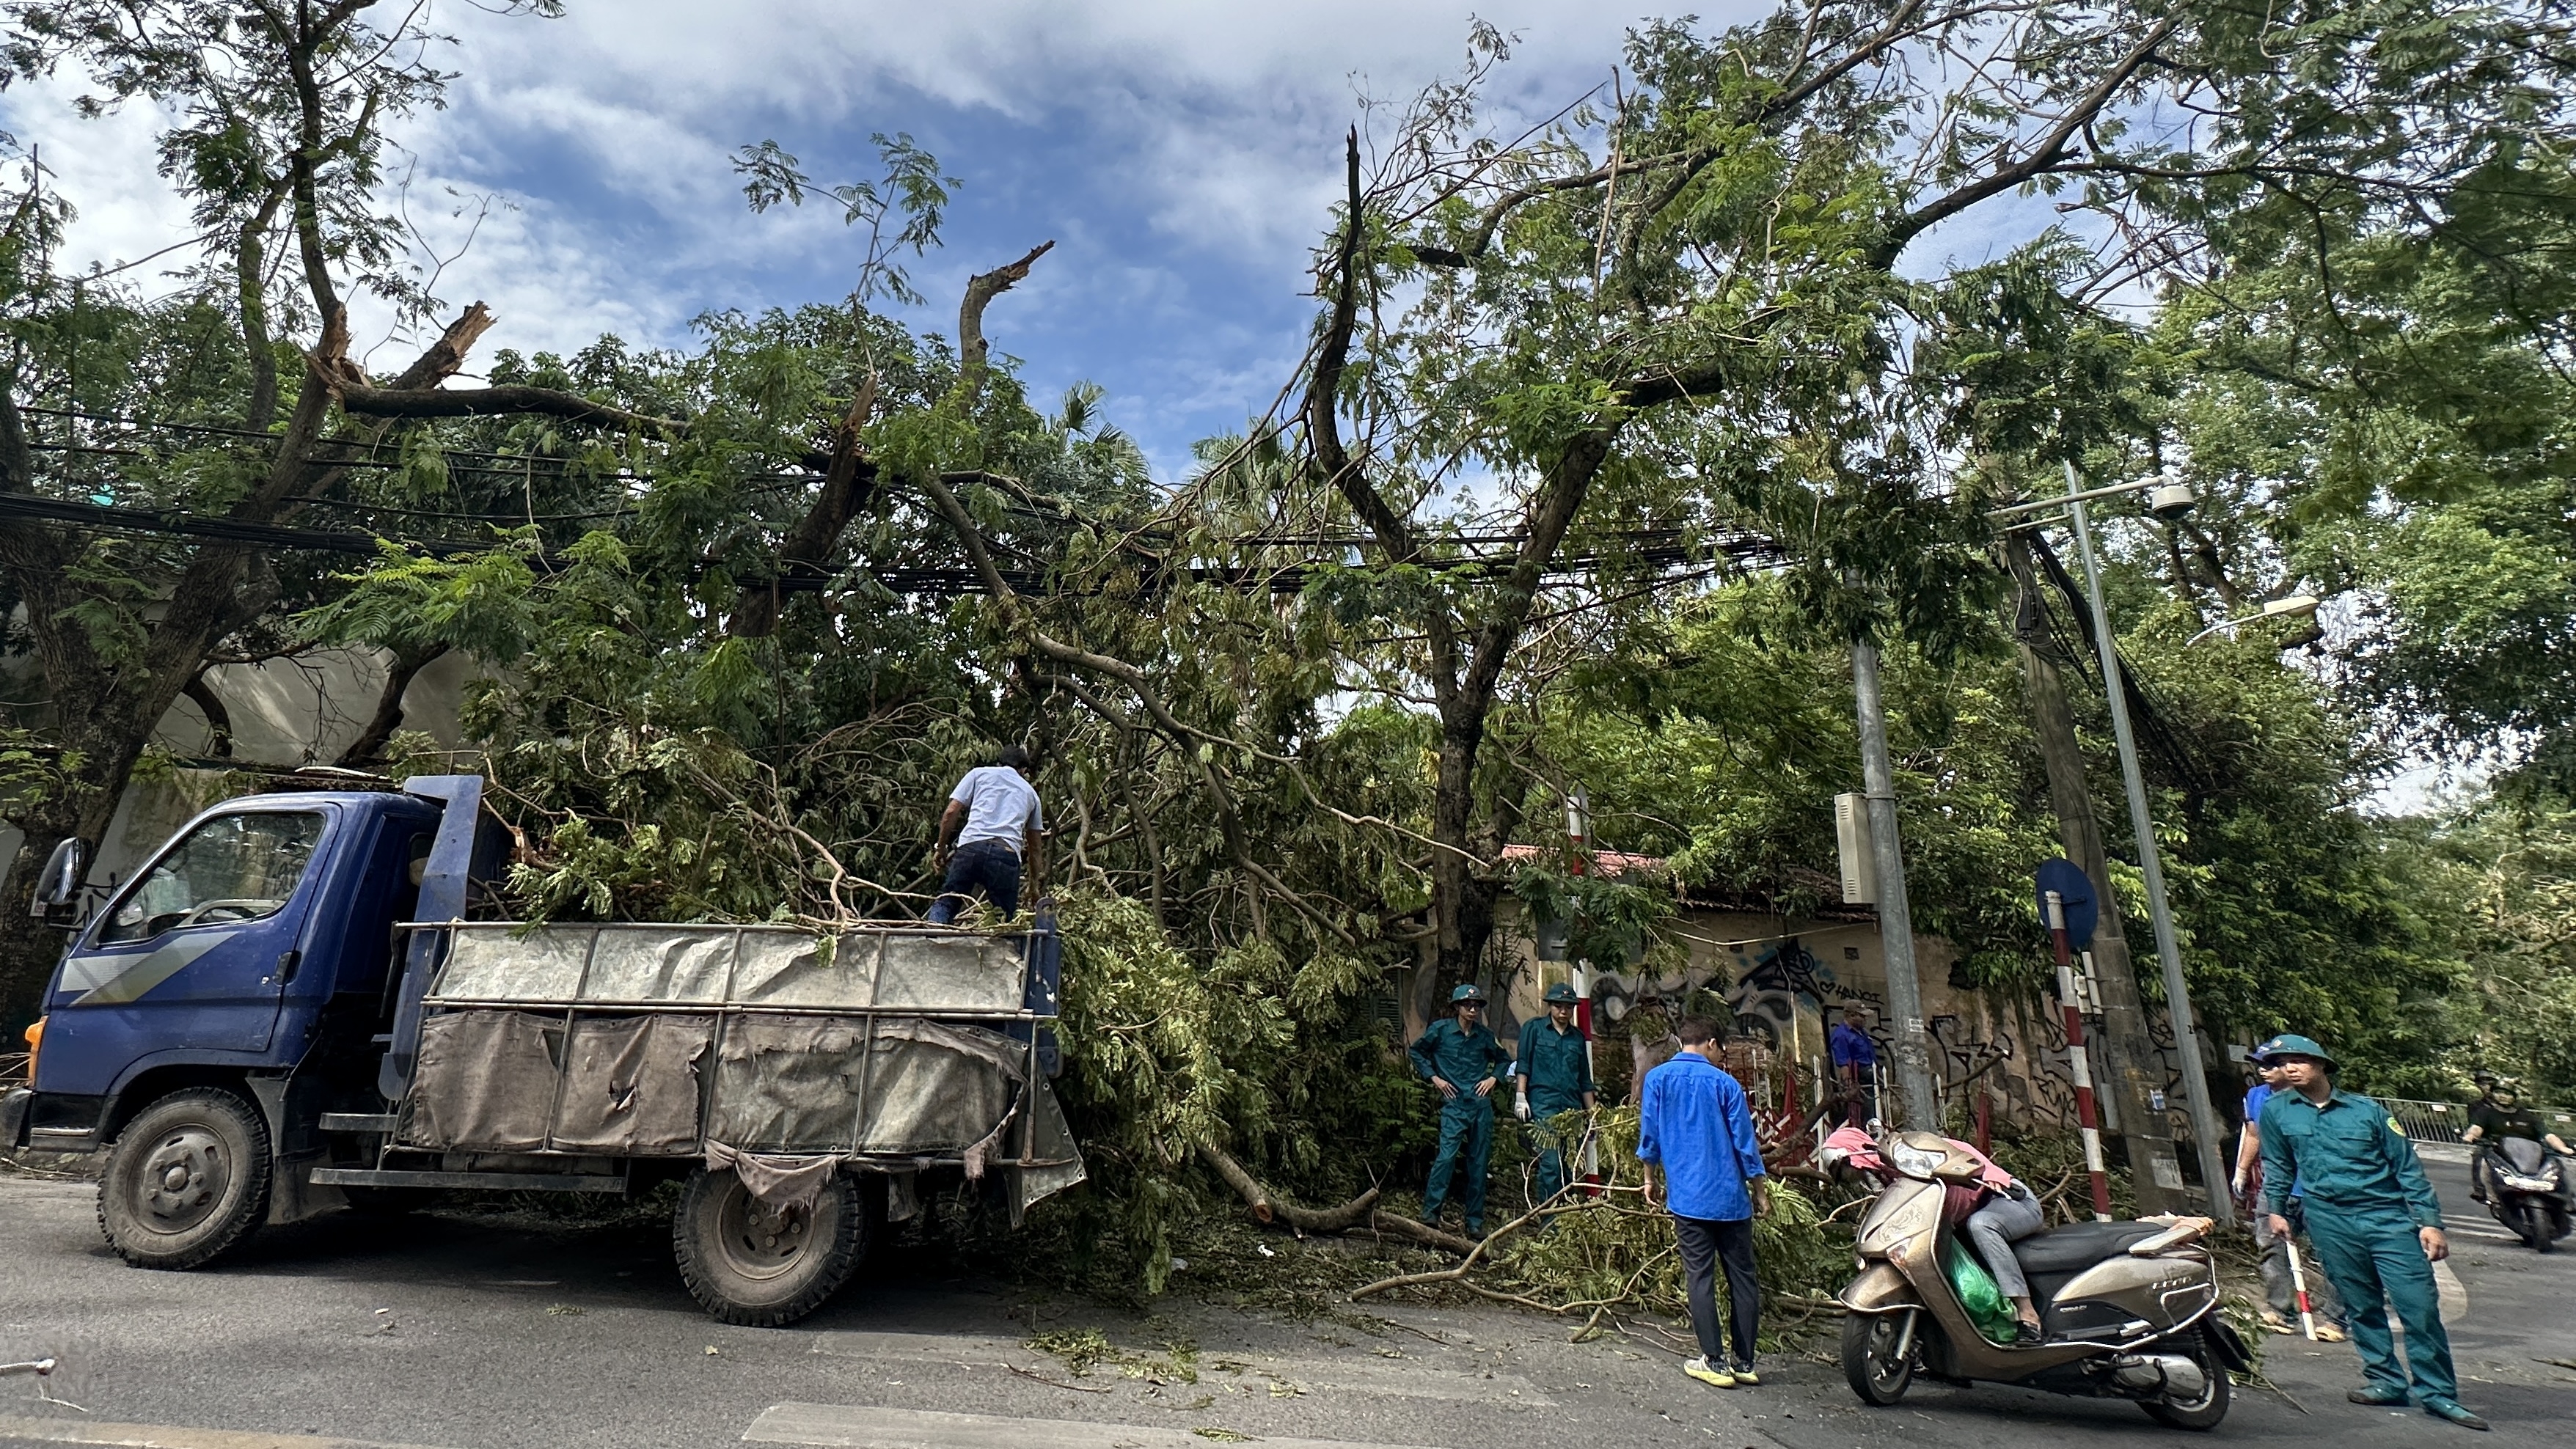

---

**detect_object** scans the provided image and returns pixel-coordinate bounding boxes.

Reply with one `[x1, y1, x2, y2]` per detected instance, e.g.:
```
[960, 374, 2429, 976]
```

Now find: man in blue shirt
[1512, 981, 1597, 1210]
[1828, 1005, 1879, 1127]
[2257, 1033, 2486, 1431]
[1410, 983, 1512, 1236]
[1639, 1015, 1771, 1390]
[928, 746, 1044, 925]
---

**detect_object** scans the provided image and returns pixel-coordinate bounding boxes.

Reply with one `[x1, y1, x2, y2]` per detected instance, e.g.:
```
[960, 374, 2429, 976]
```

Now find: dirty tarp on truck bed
[401, 1007, 1035, 1159]
[401, 922, 1084, 1204]
[427, 922, 1031, 1012]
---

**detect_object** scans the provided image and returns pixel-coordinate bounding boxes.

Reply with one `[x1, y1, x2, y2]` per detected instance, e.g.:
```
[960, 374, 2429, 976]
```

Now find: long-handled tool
[2285, 1236, 2319, 1340]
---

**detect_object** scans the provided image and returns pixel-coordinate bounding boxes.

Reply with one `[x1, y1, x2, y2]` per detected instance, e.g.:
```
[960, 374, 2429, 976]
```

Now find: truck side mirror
[30, 837, 86, 923]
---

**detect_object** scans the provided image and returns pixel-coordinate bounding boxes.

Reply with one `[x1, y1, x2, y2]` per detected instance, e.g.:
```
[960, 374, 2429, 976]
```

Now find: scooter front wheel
[1841, 1310, 1916, 1406]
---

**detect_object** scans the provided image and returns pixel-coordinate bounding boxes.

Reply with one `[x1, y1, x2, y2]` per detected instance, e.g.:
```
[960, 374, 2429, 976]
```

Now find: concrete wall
[1479, 895, 2199, 1139]
[1, 647, 473, 893]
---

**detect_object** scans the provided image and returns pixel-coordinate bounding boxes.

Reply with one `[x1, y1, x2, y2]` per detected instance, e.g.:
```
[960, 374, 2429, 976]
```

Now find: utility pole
[2005, 535, 2187, 1214]
[2063, 459, 2233, 1225]
[1850, 639, 1939, 1128]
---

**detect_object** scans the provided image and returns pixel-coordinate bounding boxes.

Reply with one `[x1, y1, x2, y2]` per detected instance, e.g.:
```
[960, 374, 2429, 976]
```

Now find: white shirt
[950, 766, 1044, 854]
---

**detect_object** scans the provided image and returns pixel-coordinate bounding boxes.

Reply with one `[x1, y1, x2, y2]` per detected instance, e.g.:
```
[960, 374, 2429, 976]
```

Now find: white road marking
[743, 1404, 1443, 1449]
[806, 1332, 1555, 1407]
[0, 1415, 447, 1449]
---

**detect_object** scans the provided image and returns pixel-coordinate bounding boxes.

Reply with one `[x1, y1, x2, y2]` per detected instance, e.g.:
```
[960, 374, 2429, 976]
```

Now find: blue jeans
[927, 840, 1022, 923]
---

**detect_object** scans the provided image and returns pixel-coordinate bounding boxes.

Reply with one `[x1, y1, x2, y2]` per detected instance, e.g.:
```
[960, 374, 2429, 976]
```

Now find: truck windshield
[98, 811, 326, 945]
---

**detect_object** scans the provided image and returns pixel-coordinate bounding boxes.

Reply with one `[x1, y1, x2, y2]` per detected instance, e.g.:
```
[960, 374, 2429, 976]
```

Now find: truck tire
[97, 1087, 273, 1270]
[672, 1165, 871, 1327]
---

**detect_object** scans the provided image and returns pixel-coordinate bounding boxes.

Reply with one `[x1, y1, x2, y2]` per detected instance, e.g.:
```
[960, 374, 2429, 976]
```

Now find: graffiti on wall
[1575, 931, 2192, 1134]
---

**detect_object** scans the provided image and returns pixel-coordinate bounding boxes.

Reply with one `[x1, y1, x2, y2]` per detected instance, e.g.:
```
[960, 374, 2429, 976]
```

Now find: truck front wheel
[672, 1165, 871, 1327]
[97, 1087, 273, 1270]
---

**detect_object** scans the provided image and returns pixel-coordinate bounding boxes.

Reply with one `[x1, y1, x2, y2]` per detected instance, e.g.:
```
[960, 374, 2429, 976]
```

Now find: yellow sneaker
[2315, 1324, 2349, 1343]
[1730, 1363, 1760, 1386]
[1683, 1356, 1737, 1388]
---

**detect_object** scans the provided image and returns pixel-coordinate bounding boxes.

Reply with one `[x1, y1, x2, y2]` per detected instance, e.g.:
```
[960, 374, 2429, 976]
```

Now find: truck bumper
[1, 1085, 29, 1150]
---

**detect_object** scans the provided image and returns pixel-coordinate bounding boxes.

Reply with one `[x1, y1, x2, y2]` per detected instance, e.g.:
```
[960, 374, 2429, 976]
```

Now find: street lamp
[1987, 463, 2234, 1225]
[2185, 595, 2320, 647]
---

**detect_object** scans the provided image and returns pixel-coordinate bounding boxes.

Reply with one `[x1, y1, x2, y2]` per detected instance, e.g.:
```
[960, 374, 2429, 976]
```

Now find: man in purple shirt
[1639, 1015, 1772, 1389]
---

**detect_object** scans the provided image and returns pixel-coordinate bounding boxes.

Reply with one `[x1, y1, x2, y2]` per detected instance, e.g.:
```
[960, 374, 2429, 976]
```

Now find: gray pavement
[0, 1145, 2567, 1448]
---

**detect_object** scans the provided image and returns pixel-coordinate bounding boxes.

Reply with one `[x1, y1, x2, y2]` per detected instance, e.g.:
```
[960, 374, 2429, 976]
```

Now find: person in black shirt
[2463, 1079, 2569, 1202]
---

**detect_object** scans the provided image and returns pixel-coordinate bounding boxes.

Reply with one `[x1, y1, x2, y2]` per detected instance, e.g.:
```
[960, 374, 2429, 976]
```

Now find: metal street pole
[1851, 639, 1939, 1129]
[2062, 458, 2233, 1224]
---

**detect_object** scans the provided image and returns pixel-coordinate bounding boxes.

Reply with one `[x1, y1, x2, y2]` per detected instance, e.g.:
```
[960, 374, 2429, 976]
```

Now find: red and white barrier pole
[2285, 1237, 2319, 1340]
[2047, 889, 2115, 1221]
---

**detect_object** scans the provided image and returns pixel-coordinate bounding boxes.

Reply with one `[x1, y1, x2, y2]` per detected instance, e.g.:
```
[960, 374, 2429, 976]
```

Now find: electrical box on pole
[1834, 792, 1878, 904]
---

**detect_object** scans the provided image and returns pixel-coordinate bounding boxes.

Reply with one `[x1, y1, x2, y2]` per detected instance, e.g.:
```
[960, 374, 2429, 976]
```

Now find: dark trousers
[1673, 1214, 1760, 1367]
[927, 840, 1022, 924]
[1423, 1096, 1495, 1227]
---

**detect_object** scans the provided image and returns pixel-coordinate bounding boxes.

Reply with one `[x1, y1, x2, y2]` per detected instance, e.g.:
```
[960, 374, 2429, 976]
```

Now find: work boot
[2348, 1388, 2410, 1406]
[2422, 1398, 2489, 1431]
[1464, 1219, 1484, 1238]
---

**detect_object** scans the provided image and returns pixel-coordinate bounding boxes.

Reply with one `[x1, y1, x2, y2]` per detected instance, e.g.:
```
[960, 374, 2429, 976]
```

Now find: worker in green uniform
[1512, 981, 1598, 1208]
[1410, 983, 1512, 1236]
[2256, 1033, 2489, 1432]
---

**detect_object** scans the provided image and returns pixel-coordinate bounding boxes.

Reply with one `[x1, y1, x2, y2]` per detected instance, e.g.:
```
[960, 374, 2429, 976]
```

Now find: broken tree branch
[1196, 1142, 1382, 1232]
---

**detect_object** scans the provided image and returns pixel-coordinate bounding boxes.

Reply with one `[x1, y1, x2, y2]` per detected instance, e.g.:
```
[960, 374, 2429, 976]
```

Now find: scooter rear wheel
[1841, 1310, 1916, 1406]
[2138, 1328, 2231, 1432]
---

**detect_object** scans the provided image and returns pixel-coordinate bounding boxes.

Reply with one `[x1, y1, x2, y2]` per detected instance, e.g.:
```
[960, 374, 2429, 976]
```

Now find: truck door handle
[277, 950, 301, 985]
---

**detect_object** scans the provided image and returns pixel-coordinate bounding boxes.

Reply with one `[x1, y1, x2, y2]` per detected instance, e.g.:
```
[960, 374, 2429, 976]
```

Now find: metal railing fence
[2377, 1096, 2576, 1145]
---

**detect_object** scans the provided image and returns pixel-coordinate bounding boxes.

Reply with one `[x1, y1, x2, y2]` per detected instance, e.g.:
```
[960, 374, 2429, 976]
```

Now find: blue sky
[11, 1, 1749, 477]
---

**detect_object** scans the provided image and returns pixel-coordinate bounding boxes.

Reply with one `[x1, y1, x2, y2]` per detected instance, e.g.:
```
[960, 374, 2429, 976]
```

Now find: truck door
[46, 808, 332, 1075]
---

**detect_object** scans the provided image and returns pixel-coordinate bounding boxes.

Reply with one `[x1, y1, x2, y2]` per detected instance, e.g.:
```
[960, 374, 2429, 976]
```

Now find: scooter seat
[2010, 1220, 2167, 1276]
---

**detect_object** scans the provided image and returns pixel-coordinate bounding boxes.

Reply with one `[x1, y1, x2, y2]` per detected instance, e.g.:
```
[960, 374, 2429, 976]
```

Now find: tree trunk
[2008, 535, 2186, 1213]
[336, 642, 451, 766]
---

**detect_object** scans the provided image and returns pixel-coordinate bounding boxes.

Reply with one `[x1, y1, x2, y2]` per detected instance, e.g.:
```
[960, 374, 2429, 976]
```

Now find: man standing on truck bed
[928, 746, 1045, 925]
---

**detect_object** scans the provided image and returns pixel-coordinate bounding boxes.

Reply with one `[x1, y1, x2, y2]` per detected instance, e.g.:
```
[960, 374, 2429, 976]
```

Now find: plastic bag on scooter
[1943, 1239, 2019, 1343]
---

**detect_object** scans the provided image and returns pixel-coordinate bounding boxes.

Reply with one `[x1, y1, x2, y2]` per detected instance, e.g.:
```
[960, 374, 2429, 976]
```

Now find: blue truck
[2, 775, 1083, 1325]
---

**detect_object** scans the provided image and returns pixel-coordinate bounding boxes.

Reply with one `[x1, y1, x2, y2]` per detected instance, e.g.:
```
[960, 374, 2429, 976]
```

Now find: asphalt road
[1, 1145, 2566, 1449]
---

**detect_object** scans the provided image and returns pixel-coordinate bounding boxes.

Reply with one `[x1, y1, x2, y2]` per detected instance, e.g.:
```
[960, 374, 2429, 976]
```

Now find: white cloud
[2, 1, 1765, 461]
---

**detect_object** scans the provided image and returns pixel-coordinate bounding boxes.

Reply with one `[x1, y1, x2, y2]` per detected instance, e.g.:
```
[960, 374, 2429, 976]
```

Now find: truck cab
[18, 788, 442, 1158]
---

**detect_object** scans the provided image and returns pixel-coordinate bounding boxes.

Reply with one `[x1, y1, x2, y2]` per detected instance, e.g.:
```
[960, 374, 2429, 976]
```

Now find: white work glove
[1514, 1092, 1532, 1123]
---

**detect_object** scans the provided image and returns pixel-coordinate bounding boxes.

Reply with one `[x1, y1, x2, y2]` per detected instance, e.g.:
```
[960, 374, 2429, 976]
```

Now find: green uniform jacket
[1410, 1020, 1510, 1097]
[1512, 1018, 1595, 1105]
[2259, 1087, 2444, 1228]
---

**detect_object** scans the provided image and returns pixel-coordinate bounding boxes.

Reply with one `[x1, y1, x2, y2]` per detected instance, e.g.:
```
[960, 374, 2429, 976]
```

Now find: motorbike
[2484, 1137, 2575, 1252]
[1828, 1129, 2253, 1431]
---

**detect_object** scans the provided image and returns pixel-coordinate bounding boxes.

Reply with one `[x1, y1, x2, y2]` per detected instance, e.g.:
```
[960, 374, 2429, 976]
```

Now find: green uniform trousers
[2305, 1205, 2456, 1404]
[1424, 1095, 1495, 1228]
[1528, 1096, 1585, 1207]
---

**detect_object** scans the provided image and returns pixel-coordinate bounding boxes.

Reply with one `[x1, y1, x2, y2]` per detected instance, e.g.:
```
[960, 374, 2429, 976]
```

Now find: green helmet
[2253, 1032, 2336, 1070]
[1449, 983, 1488, 1005]
[1543, 982, 1581, 1005]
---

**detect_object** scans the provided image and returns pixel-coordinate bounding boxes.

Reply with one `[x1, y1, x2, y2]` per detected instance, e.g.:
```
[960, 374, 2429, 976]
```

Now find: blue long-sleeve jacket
[1636, 1051, 1768, 1220]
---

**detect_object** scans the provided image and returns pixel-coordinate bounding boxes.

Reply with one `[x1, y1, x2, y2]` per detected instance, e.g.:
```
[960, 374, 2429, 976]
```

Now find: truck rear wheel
[672, 1165, 871, 1326]
[97, 1087, 273, 1270]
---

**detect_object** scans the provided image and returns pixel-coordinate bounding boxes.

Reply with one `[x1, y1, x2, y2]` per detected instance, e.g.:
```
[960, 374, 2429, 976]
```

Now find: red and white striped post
[2046, 889, 2115, 1220]
[1567, 787, 1603, 1192]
